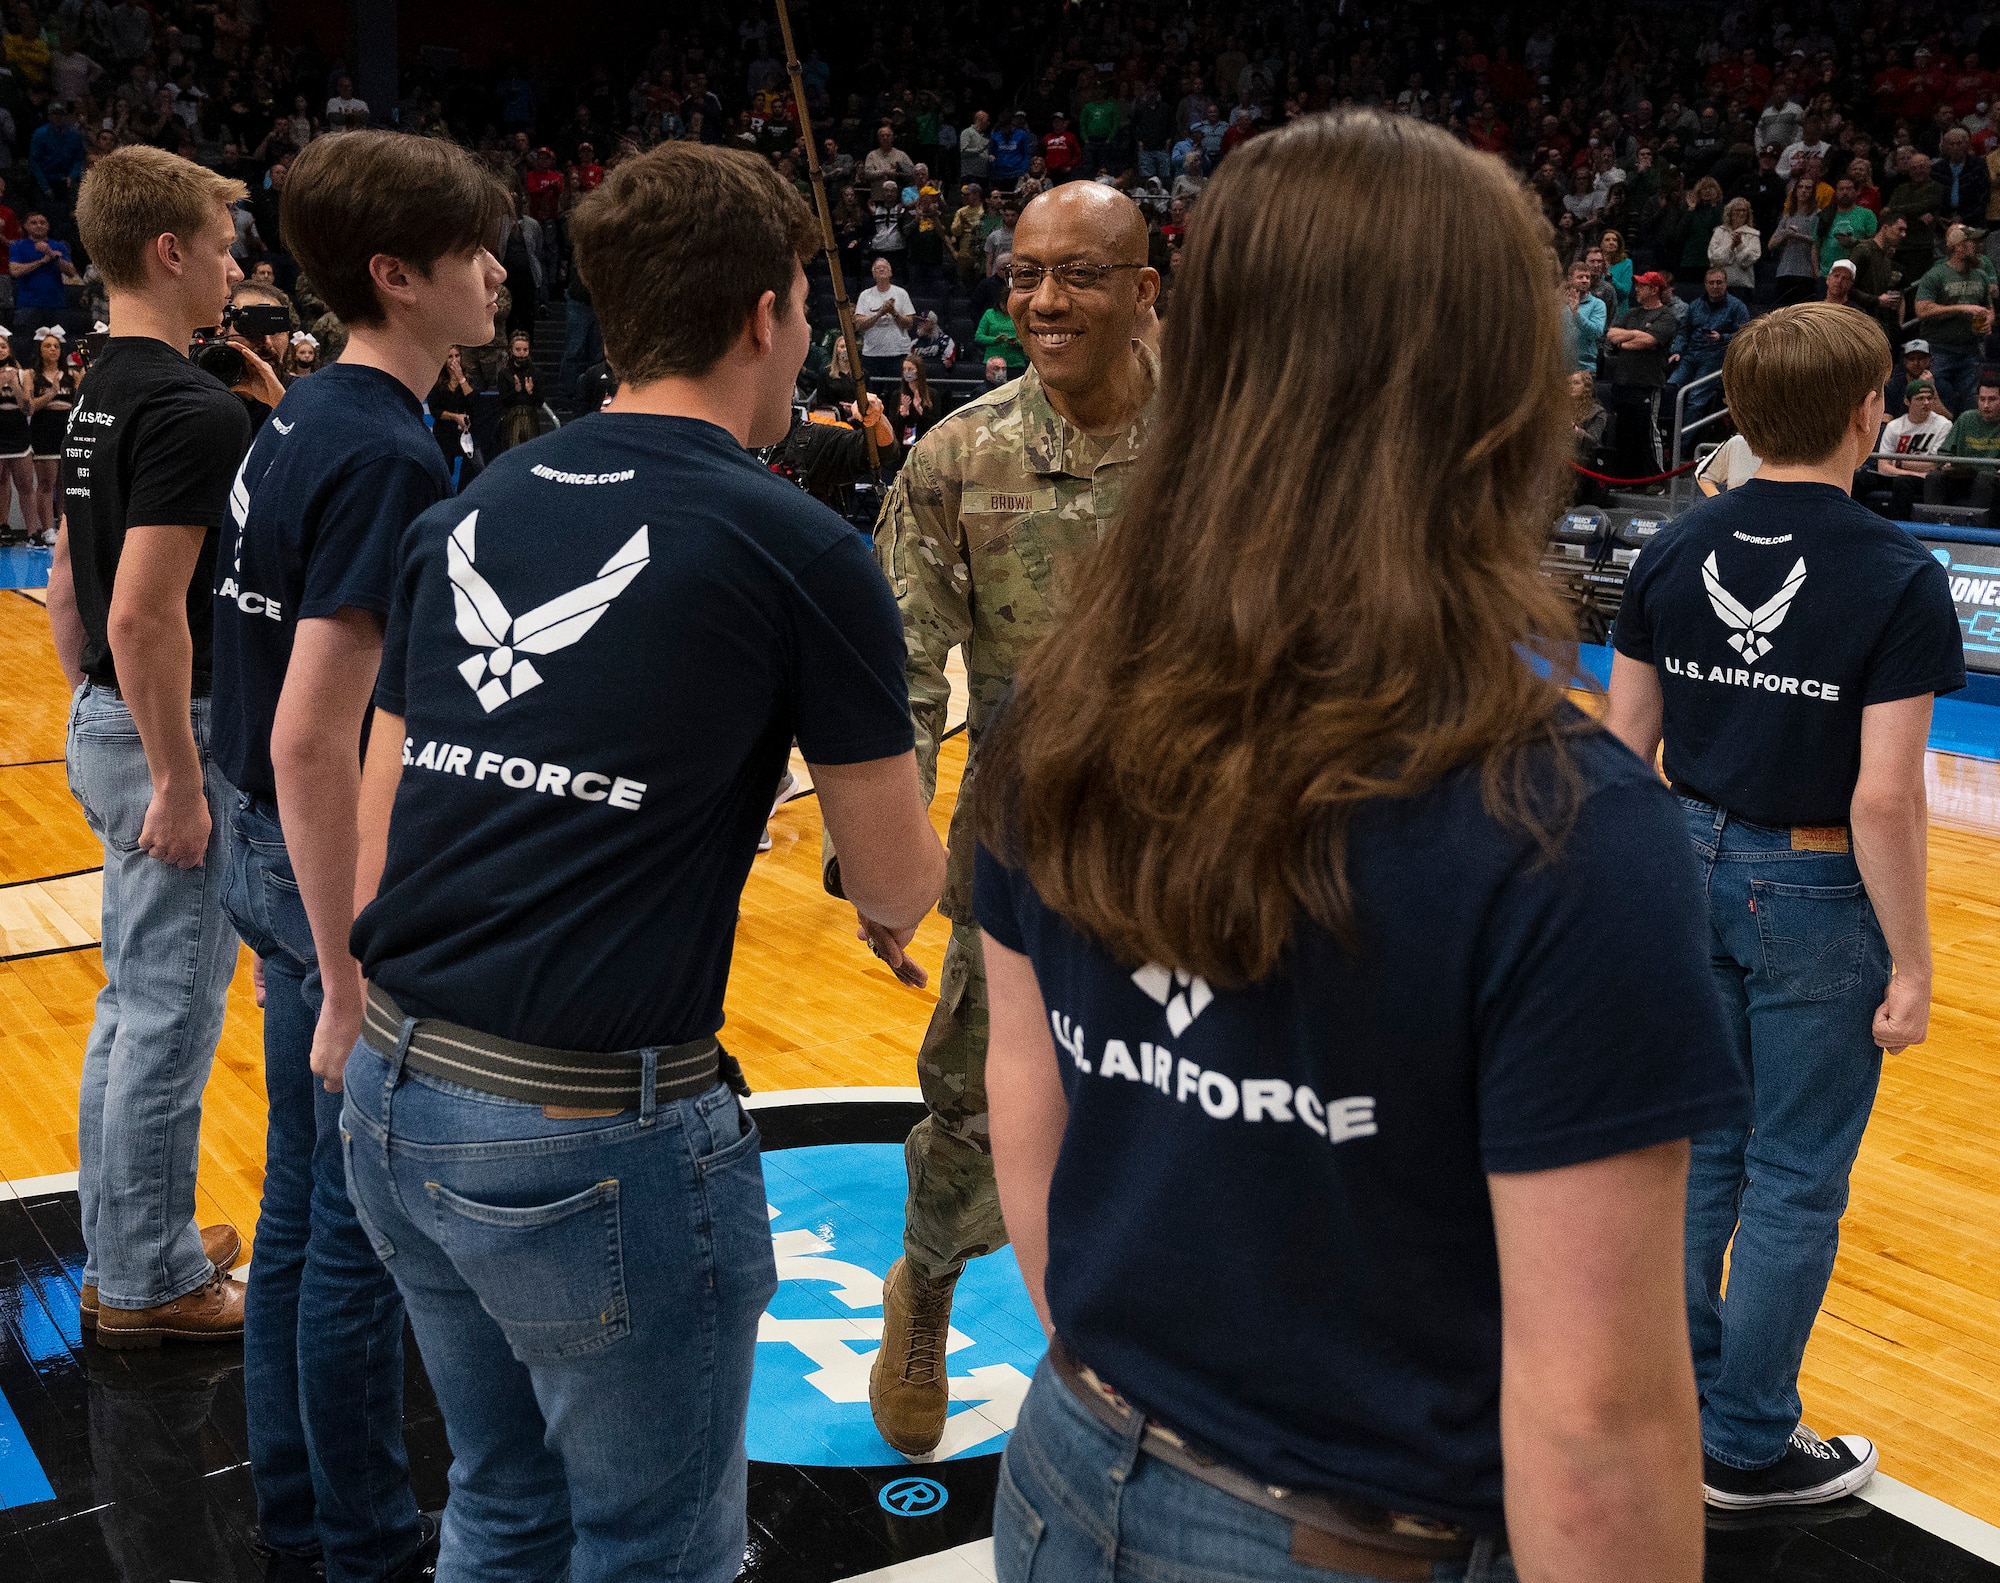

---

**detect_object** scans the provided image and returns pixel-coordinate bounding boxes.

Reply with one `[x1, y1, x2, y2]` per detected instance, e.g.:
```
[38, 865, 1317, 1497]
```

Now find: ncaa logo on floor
[747, 1110, 1045, 1471]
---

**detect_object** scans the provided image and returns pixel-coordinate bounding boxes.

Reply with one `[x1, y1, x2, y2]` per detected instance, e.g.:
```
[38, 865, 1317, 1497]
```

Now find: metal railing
[1667, 368, 1729, 514]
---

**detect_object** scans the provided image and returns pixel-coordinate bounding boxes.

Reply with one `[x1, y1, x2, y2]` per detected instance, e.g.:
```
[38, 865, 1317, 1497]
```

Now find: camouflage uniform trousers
[902, 919, 1009, 1283]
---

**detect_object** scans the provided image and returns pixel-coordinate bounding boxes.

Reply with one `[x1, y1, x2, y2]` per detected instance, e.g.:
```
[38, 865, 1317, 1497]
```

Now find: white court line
[0, 1170, 78, 1200]
[747, 1086, 923, 1110]
[1862, 1472, 2000, 1563]
[845, 1539, 994, 1582]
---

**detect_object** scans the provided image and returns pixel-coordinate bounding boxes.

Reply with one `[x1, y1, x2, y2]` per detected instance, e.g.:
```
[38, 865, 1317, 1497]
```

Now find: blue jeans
[66, 683, 235, 1309]
[1137, 149, 1170, 183]
[559, 296, 602, 404]
[1930, 348, 1980, 419]
[1677, 797, 1889, 1469]
[1668, 350, 1725, 422]
[996, 1360, 1515, 1583]
[219, 791, 421, 1582]
[340, 1031, 778, 1583]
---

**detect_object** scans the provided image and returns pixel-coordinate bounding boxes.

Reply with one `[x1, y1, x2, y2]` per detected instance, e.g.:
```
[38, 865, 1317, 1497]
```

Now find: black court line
[0, 867, 101, 892]
[8, 587, 47, 605]
[0, 941, 98, 965]
[0, 759, 62, 768]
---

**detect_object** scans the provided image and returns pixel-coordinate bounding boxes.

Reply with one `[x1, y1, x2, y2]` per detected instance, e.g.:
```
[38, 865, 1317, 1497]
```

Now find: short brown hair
[1724, 303, 1891, 464]
[281, 131, 505, 328]
[569, 143, 819, 385]
[76, 147, 247, 290]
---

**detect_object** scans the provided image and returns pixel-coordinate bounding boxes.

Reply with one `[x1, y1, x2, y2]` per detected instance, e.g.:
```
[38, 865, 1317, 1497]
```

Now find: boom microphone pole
[773, 0, 879, 471]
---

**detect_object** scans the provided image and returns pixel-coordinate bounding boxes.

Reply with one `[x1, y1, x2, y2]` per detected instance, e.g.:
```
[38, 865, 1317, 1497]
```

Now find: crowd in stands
[7, 0, 2000, 505]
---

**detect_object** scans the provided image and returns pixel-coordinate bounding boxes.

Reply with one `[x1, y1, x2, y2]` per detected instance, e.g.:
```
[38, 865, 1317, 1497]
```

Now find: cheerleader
[28, 328, 78, 547]
[0, 330, 38, 543]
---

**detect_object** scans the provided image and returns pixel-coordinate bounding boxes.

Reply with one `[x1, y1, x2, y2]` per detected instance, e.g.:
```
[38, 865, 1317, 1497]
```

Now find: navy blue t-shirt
[211, 364, 449, 804]
[1614, 480, 1963, 827]
[975, 725, 1748, 1529]
[351, 414, 915, 1051]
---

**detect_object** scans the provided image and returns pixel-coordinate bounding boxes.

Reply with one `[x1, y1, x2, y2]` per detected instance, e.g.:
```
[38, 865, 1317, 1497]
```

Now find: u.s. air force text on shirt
[1614, 479, 1963, 829]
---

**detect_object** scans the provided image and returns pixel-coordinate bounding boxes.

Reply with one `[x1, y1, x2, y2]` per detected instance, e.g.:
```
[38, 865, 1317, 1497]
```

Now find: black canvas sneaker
[1704, 1426, 1879, 1508]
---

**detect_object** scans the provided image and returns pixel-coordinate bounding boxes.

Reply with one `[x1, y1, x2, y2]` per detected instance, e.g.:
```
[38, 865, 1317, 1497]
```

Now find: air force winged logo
[1703, 551, 1806, 666]
[447, 510, 651, 712]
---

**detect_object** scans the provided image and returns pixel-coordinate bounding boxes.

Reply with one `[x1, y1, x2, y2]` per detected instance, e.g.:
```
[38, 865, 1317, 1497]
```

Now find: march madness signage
[1919, 539, 2000, 675]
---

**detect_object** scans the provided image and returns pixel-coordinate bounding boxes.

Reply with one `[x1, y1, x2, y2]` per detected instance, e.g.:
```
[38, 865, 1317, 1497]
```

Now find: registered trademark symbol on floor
[878, 1476, 949, 1516]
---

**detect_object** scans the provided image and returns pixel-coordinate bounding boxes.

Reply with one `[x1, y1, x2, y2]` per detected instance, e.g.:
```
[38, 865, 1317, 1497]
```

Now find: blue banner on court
[750, 1143, 1046, 1467]
[0, 1384, 55, 1510]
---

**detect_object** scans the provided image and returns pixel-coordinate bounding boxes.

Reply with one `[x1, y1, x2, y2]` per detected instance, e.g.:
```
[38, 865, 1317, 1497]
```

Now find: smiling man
[861, 181, 1159, 1456]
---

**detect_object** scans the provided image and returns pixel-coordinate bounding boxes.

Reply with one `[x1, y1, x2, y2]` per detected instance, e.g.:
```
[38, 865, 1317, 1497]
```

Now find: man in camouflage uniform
[864, 182, 1160, 1455]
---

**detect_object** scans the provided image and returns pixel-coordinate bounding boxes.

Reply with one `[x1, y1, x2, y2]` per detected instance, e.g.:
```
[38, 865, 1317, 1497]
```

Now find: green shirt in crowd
[1914, 256, 1999, 353]
[1942, 409, 2000, 464]
[976, 308, 1027, 370]
[1818, 202, 1877, 272]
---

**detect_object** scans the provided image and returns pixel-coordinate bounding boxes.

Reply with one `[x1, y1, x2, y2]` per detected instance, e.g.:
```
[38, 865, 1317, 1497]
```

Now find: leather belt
[364, 986, 748, 1111]
[1047, 1339, 1499, 1582]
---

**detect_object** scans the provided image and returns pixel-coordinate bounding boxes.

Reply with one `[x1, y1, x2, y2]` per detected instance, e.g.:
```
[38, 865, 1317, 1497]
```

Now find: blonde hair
[1724, 303, 1891, 464]
[77, 146, 248, 289]
[1723, 196, 1752, 225]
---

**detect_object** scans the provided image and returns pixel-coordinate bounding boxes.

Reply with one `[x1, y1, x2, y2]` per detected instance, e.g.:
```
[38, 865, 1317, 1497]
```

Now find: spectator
[908, 309, 955, 373]
[1694, 431, 1763, 494]
[983, 201, 1018, 279]
[1860, 377, 1949, 518]
[9, 210, 80, 340]
[959, 109, 992, 185]
[1885, 338, 1935, 417]
[1769, 175, 1825, 305]
[495, 328, 538, 453]
[1913, 222, 1997, 416]
[1572, 366, 1610, 479]
[1926, 365, 2000, 515]
[854, 254, 915, 380]
[1934, 127, 1991, 222]
[975, 284, 1025, 372]
[1778, 113, 1832, 178]
[1679, 176, 1727, 279]
[948, 183, 991, 288]
[1818, 175, 1879, 272]
[1565, 165, 1606, 228]
[1042, 111, 1082, 182]
[861, 123, 914, 185]
[430, 344, 480, 493]
[1132, 81, 1173, 185]
[1823, 256, 1866, 311]
[1847, 213, 1908, 337]
[990, 111, 1034, 188]
[28, 101, 84, 232]
[1603, 269, 1678, 487]
[1598, 228, 1634, 310]
[866, 176, 910, 278]
[324, 73, 367, 129]
[1708, 196, 1762, 298]
[1582, 243, 1619, 320]
[896, 354, 937, 444]
[1882, 145, 1946, 286]
[982, 352, 1010, 386]
[1669, 267, 1750, 421]
[1565, 257, 1607, 374]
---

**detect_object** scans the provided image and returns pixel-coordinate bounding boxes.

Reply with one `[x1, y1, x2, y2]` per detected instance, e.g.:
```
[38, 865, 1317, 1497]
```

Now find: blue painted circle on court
[878, 1476, 950, 1516]
[749, 1142, 1046, 1467]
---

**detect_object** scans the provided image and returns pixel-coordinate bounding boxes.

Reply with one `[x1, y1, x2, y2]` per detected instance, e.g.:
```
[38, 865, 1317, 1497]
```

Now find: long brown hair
[976, 111, 1581, 985]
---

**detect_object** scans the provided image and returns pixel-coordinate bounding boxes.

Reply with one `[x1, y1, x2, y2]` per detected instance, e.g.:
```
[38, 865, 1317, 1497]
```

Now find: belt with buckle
[364, 985, 749, 1113]
[1047, 1339, 1499, 1581]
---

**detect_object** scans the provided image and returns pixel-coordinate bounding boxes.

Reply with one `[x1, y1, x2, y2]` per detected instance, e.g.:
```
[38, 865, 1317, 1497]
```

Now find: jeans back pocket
[1752, 878, 1876, 1002]
[993, 1455, 1049, 1582]
[425, 1177, 630, 1361]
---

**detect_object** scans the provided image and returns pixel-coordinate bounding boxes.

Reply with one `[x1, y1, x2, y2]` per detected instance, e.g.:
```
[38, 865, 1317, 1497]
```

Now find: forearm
[45, 525, 84, 687]
[983, 935, 1065, 1337]
[354, 711, 405, 916]
[108, 610, 201, 791]
[271, 729, 366, 1012]
[1851, 785, 1932, 981]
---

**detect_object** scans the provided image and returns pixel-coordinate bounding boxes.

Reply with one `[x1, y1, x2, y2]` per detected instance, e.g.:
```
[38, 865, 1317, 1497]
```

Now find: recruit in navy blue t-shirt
[351, 414, 916, 1051]
[1614, 479, 1964, 827]
[975, 724, 1749, 1529]
[210, 363, 450, 804]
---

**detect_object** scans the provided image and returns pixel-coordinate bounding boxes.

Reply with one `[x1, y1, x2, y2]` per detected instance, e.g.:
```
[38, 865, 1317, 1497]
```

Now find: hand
[252, 954, 267, 1008]
[1873, 971, 1931, 1053]
[309, 995, 362, 1093]
[138, 780, 211, 869]
[34, 239, 51, 256]
[228, 338, 287, 407]
[856, 909, 927, 988]
[1669, 352, 1682, 365]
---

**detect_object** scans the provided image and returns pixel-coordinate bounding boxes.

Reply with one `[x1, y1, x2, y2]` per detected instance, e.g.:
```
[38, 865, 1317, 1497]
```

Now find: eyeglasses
[1002, 261, 1143, 293]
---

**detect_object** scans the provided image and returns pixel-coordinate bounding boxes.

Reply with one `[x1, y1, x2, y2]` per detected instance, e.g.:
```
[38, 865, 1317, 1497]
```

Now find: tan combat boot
[95, 1270, 246, 1350]
[81, 1224, 243, 1330]
[870, 1257, 959, 1455]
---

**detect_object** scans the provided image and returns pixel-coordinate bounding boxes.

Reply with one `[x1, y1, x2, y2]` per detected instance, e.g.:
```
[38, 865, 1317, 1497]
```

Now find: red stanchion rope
[1569, 458, 1701, 485]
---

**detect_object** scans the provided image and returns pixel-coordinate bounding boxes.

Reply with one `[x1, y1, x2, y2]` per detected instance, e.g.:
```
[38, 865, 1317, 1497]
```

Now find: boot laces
[900, 1275, 955, 1385]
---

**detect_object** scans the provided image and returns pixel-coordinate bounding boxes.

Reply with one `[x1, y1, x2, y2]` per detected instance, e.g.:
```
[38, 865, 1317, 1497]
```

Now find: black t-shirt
[60, 338, 252, 694]
[211, 364, 449, 804]
[974, 725, 1748, 1528]
[352, 414, 916, 1050]
[1614, 480, 1964, 826]
[1612, 304, 1679, 388]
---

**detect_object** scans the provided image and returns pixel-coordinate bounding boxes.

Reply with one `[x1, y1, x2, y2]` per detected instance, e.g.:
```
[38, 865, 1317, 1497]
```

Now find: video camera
[191, 302, 292, 387]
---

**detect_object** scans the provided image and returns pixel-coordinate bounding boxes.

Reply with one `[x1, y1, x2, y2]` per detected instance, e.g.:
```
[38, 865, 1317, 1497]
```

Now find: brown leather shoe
[95, 1271, 246, 1350]
[869, 1257, 959, 1455]
[81, 1225, 242, 1330]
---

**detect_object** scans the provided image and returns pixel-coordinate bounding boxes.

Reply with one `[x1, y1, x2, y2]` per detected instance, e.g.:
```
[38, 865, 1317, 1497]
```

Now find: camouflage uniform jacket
[875, 345, 1157, 923]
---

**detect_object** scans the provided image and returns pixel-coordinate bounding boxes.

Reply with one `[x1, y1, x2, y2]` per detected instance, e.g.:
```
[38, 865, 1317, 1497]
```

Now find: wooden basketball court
[4, 577, 2000, 1561]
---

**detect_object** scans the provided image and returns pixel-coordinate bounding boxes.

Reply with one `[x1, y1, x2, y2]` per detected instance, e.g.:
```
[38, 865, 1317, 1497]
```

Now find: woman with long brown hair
[975, 111, 1744, 1582]
[27, 328, 78, 544]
